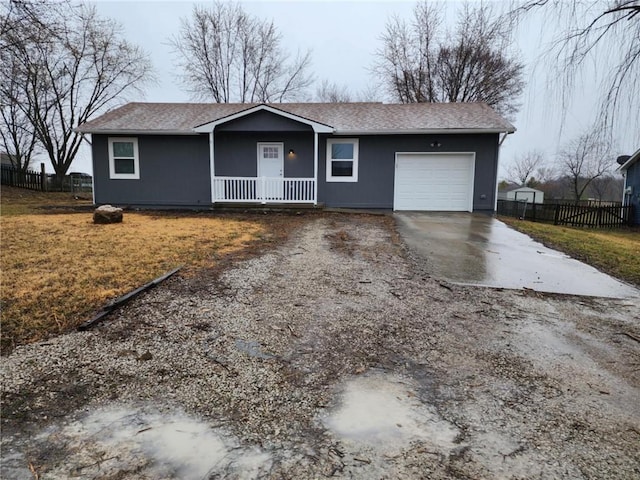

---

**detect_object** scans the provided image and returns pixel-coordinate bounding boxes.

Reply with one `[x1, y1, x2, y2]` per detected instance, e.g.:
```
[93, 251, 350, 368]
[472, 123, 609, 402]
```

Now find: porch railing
[212, 176, 316, 204]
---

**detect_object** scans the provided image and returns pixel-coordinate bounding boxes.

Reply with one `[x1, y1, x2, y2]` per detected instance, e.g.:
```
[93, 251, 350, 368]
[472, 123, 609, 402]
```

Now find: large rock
[93, 205, 123, 224]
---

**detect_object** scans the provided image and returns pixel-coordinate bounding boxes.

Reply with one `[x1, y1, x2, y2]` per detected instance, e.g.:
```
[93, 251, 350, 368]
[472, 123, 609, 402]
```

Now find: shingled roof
[76, 102, 515, 135]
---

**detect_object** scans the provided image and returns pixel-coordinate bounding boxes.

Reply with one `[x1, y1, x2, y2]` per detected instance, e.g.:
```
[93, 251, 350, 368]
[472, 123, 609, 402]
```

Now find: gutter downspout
[620, 171, 628, 206]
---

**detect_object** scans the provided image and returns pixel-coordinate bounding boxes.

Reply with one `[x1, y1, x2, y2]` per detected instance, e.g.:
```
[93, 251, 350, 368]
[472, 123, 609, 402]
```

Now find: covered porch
[194, 104, 333, 206]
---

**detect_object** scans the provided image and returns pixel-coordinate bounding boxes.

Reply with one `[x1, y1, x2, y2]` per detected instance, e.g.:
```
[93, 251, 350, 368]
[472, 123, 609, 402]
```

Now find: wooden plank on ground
[77, 266, 182, 331]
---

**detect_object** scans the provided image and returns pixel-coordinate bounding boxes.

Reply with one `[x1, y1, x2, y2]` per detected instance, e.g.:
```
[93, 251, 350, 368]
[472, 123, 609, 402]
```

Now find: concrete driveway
[395, 212, 639, 298]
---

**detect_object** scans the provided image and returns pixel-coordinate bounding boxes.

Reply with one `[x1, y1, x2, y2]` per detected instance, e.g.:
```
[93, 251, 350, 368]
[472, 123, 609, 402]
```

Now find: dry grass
[0, 187, 312, 352]
[500, 218, 640, 288]
[1, 211, 267, 352]
[1, 185, 92, 216]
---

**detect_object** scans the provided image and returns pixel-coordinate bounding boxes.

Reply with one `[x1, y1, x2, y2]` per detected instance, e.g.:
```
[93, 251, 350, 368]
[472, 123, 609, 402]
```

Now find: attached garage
[393, 153, 475, 212]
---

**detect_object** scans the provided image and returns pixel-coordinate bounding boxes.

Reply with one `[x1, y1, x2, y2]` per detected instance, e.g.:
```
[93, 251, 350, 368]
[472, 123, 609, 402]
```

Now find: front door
[257, 142, 284, 199]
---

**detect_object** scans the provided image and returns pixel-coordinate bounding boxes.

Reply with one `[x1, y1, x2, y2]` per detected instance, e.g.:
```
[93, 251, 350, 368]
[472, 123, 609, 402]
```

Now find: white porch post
[214, 130, 216, 203]
[313, 131, 318, 205]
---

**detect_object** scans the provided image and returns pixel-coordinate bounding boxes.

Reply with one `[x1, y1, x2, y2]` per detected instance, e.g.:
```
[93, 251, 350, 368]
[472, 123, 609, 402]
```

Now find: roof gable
[214, 109, 314, 132]
[194, 104, 333, 133]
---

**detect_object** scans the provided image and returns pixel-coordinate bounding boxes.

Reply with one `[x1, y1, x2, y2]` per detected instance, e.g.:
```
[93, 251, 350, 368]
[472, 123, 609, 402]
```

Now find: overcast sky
[70, 0, 639, 178]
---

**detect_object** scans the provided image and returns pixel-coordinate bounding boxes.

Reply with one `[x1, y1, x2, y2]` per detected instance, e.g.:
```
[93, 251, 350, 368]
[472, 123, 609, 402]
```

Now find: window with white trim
[108, 137, 139, 179]
[326, 138, 359, 182]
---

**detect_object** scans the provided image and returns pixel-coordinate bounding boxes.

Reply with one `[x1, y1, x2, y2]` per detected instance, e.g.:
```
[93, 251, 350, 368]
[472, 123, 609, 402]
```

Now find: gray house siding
[214, 132, 314, 178]
[625, 162, 640, 224]
[93, 129, 500, 211]
[92, 134, 211, 207]
[317, 133, 499, 210]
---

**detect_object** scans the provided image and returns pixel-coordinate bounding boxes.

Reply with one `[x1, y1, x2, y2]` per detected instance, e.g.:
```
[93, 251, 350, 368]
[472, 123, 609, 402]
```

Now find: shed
[506, 187, 544, 204]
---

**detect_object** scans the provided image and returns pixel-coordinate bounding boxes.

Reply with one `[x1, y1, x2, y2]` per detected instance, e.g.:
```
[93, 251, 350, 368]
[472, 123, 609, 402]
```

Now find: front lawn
[0, 185, 92, 216]
[1, 187, 303, 353]
[500, 217, 640, 288]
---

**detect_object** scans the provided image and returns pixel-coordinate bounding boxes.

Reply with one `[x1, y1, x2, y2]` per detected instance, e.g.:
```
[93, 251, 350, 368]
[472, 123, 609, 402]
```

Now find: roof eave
[73, 128, 198, 136]
[74, 127, 516, 136]
[333, 128, 516, 135]
[617, 147, 640, 172]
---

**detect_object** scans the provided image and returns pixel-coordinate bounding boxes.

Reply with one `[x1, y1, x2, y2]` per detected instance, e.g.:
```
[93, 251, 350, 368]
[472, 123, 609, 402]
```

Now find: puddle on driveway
[321, 372, 459, 455]
[2, 406, 271, 480]
[235, 339, 276, 359]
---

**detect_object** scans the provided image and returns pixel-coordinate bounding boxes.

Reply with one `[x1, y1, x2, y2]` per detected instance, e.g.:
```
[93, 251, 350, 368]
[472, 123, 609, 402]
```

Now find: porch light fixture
[430, 141, 442, 148]
[288, 149, 295, 156]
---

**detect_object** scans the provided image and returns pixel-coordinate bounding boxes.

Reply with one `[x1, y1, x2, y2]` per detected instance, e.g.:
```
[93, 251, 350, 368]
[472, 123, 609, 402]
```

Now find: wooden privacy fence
[497, 199, 633, 228]
[1, 163, 46, 191]
[1, 163, 92, 193]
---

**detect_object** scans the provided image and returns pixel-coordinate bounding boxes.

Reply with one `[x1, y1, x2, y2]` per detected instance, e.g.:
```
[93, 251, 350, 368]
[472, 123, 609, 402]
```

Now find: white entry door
[257, 142, 284, 199]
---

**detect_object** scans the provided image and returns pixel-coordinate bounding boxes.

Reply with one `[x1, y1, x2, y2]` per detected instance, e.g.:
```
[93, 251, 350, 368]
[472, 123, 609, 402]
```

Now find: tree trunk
[53, 172, 65, 191]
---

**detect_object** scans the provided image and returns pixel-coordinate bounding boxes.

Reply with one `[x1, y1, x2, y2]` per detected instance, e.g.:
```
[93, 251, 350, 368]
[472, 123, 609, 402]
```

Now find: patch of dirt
[325, 228, 357, 255]
[1, 213, 639, 479]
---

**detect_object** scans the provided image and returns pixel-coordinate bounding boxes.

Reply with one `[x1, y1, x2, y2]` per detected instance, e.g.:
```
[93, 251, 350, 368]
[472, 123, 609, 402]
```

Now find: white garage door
[394, 153, 475, 211]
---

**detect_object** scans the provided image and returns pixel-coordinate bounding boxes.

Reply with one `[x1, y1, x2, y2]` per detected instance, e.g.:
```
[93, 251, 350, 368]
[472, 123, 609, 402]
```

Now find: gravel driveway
[2, 214, 639, 479]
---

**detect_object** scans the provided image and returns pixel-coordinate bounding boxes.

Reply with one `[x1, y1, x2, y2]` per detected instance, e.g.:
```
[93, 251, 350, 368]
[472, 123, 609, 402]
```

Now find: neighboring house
[1, 152, 14, 166]
[506, 186, 544, 204]
[75, 102, 515, 212]
[617, 148, 640, 225]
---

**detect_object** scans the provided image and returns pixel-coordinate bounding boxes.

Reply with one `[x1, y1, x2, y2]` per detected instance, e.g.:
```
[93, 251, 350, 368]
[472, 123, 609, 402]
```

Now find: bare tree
[1, 0, 63, 173]
[533, 165, 558, 185]
[506, 150, 545, 185]
[355, 84, 383, 102]
[0, 97, 38, 174]
[374, 3, 442, 104]
[588, 174, 623, 201]
[508, 1, 640, 138]
[374, 1, 525, 118]
[315, 80, 352, 103]
[171, 2, 312, 103]
[0, 0, 57, 50]
[1, 2, 153, 184]
[558, 131, 613, 202]
[0, 49, 38, 173]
